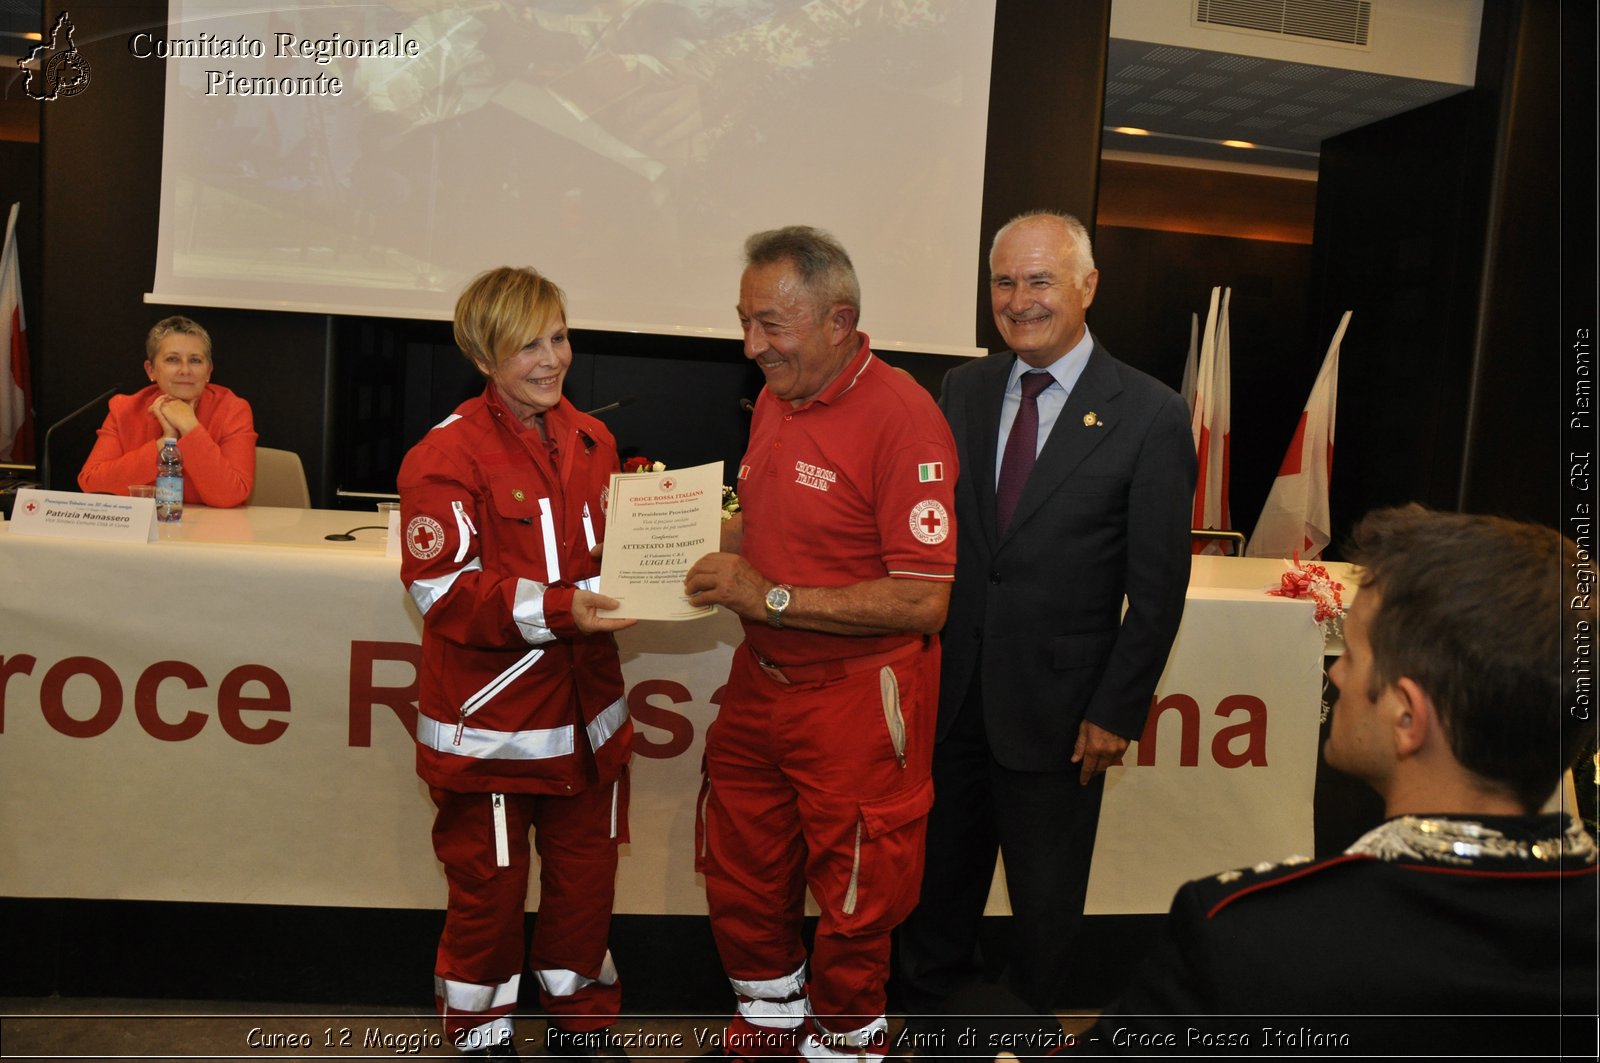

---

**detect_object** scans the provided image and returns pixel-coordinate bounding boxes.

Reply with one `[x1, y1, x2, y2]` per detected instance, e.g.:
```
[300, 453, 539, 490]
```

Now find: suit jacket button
[989, 571, 1002, 584]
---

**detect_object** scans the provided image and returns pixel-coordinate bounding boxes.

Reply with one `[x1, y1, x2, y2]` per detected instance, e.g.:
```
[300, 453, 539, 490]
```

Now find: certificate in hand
[598, 460, 722, 621]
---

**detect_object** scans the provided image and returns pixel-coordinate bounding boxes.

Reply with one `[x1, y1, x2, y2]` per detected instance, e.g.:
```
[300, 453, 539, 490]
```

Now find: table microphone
[325, 526, 386, 542]
[585, 395, 637, 417]
[40, 386, 117, 490]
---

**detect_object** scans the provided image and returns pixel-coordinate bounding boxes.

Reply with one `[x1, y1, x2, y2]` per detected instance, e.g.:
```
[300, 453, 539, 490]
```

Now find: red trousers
[430, 778, 626, 1047]
[700, 641, 937, 1055]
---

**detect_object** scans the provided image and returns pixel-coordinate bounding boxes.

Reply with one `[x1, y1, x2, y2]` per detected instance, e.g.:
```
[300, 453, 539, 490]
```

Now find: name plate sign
[7, 488, 157, 543]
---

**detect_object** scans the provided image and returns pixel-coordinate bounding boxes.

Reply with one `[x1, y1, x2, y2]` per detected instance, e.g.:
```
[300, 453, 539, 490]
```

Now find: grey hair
[989, 211, 1096, 283]
[743, 225, 862, 318]
[145, 315, 213, 362]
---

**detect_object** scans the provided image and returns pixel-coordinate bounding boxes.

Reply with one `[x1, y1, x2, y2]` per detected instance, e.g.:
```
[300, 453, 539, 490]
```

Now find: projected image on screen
[152, 1, 995, 354]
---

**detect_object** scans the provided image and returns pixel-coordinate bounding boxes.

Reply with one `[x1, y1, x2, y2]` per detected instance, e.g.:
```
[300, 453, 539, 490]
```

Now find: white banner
[1087, 589, 1325, 914]
[0, 509, 1339, 914]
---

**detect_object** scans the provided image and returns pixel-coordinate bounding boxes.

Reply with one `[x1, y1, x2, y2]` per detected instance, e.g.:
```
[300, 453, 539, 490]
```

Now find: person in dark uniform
[1072, 506, 1598, 1058]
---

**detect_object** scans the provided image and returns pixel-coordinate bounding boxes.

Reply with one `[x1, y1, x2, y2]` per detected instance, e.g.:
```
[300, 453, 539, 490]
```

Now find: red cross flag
[1, 203, 34, 463]
[1180, 310, 1198, 414]
[1189, 287, 1231, 554]
[1246, 311, 1351, 560]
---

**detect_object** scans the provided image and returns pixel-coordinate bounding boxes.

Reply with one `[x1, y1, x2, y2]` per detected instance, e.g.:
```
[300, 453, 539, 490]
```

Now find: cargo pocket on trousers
[838, 775, 935, 935]
[610, 763, 632, 845]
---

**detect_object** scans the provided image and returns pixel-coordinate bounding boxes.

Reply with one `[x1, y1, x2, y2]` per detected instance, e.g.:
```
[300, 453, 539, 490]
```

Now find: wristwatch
[764, 584, 794, 628]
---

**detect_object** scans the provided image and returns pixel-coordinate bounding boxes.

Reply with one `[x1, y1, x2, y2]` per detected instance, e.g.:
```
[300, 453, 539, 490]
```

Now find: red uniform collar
[484, 384, 570, 439]
[794, 332, 873, 411]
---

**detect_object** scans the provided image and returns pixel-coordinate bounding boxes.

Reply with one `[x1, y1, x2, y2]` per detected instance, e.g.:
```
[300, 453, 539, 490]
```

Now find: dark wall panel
[1311, 88, 1486, 541]
[1310, 0, 1563, 542]
[975, 0, 1110, 350]
[39, 0, 166, 480]
[334, 321, 763, 499]
[38, 1, 330, 497]
[1093, 225, 1313, 540]
[1456, 0, 1561, 521]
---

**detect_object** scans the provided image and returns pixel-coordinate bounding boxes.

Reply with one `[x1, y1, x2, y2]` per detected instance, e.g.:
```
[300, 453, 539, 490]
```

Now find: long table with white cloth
[0, 505, 1349, 916]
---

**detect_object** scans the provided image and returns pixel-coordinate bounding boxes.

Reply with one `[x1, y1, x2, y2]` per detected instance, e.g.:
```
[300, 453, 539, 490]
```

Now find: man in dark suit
[896, 212, 1197, 1020]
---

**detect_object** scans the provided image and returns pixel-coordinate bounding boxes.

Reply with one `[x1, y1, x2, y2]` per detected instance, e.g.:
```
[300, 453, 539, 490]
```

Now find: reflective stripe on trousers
[731, 964, 807, 1029]
[800, 1014, 889, 1060]
[436, 973, 518, 1048]
[536, 949, 619, 998]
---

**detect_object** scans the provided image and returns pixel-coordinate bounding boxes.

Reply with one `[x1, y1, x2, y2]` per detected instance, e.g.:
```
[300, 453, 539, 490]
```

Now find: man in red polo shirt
[685, 225, 958, 1060]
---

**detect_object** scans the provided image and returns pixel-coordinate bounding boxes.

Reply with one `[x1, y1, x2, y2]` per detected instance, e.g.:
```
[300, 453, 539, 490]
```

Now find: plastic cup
[377, 502, 400, 542]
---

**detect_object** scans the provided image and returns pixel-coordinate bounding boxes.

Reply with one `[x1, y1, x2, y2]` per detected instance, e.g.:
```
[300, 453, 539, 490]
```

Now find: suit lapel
[1001, 345, 1124, 541]
[965, 353, 1014, 553]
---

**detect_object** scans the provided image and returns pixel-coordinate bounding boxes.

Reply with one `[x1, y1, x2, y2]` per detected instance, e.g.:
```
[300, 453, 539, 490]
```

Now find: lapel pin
[1083, 412, 1103, 427]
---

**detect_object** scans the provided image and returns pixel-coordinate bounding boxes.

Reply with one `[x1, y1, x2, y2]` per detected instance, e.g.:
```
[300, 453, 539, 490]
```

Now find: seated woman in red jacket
[78, 315, 257, 507]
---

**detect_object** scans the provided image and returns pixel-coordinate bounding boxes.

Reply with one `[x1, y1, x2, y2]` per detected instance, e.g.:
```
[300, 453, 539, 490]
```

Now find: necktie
[996, 370, 1053, 534]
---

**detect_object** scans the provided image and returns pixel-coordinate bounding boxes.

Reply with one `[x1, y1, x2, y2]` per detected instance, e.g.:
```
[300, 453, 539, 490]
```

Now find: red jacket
[77, 383, 257, 507]
[397, 386, 631, 795]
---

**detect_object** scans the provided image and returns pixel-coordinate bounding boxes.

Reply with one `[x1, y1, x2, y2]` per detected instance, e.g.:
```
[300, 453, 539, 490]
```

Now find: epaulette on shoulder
[1193, 852, 1371, 919]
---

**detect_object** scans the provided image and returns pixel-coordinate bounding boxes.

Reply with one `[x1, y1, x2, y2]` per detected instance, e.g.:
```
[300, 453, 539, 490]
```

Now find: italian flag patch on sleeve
[918, 462, 944, 482]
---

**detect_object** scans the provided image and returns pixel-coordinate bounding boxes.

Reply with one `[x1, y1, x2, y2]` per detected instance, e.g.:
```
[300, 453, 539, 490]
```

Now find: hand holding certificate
[598, 460, 723, 620]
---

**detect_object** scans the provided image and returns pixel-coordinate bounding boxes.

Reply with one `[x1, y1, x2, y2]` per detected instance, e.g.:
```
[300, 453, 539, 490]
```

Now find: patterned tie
[996, 370, 1054, 534]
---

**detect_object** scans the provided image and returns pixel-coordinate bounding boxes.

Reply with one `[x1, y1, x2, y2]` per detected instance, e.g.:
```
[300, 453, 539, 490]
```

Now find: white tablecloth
[0, 506, 1351, 914]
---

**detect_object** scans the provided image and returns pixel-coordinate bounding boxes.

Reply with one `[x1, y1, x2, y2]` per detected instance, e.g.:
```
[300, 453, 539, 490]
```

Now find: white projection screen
[149, 1, 997, 356]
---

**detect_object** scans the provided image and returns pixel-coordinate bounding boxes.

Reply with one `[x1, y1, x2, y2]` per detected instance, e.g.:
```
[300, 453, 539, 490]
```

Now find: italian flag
[918, 462, 943, 482]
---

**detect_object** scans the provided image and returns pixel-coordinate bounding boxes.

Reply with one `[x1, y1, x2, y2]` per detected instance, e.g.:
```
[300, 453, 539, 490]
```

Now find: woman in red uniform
[398, 267, 635, 1060]
[77, 315, 256, 506]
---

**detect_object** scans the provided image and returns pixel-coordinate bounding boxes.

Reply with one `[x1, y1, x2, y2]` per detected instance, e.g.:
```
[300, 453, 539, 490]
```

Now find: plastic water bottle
[155, 437, 183, 523]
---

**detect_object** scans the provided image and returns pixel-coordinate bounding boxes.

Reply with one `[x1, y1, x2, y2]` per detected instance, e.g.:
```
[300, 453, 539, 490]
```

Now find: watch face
[766, 586, 791, 611]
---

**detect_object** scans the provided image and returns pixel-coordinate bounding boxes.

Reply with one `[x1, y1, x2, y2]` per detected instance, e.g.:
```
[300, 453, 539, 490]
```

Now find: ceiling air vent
[1194, 0, 1372, 47]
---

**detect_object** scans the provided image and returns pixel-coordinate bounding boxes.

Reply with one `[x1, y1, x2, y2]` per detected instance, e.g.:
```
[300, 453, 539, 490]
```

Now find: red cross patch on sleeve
[909, 500, 950, 544]
[406, 515, 447, 559]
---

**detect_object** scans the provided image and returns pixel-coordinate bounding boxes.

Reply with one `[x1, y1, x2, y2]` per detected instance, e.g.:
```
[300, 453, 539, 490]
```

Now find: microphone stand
[41, 386, 117, 490]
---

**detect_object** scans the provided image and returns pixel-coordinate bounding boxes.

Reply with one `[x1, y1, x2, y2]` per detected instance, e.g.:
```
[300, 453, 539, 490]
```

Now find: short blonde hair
[145, 315, 212, 362]
[453, 267, 567, 372]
